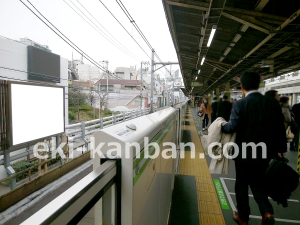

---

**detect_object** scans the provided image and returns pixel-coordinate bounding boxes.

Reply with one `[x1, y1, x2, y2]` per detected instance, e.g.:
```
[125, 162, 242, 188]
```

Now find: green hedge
[10, 160, 38, 182]
[68, 106, 78, 113]
[87, 111, 96, 118]
[103, 108, 112, 116]
[69, 112, 76, 121]
[9, 153, 61, 182]
[79, 104, 93, 111]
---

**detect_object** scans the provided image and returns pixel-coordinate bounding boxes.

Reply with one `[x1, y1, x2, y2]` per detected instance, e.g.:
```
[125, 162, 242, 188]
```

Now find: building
[0, 37, 68, 120]
[95, 79, 142, 110]
[175, 69, 179, 78]
[19, 37, 51, 52]
[72, 80, 96, 92]
[130, 66, 137, 80]
[136, 68, 150, 81]
[113, 67, 136, 80]
[69, 60, 103, 82]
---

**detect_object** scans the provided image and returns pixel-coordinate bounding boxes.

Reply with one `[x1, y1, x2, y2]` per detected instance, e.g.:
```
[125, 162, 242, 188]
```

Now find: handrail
[66, 108, 151, 142]
[21, 159, 121, 225]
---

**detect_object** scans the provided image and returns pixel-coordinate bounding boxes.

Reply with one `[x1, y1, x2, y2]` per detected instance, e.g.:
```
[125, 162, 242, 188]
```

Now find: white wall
[77, 64, 102, 81]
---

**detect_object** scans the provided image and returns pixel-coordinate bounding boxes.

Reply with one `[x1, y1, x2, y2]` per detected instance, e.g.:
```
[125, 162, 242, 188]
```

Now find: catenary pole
[151, 49, 155, 112]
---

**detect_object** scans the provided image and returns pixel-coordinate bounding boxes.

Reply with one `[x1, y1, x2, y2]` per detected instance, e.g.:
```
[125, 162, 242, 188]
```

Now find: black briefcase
[264, 157, 299, 207]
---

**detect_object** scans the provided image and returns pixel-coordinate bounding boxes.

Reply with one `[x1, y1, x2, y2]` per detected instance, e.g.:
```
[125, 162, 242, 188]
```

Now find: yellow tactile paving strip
[180, 108, 226, 225]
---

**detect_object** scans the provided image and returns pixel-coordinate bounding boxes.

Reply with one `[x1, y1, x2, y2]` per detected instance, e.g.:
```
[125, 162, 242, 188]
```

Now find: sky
[0, 0, 181, 79]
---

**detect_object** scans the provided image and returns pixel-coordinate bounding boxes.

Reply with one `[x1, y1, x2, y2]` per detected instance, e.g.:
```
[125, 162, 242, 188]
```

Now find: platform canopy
[162, 0, 300, 95]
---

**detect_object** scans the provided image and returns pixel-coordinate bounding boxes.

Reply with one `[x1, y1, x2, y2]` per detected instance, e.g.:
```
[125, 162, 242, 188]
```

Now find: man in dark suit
[222, 72, 287, 225]
[211, 97, 218, 123]
[217, 94, 232, 121]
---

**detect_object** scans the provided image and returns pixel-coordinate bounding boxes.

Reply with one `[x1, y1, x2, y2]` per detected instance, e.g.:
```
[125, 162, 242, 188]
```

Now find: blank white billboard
[10, 83, 64, 146]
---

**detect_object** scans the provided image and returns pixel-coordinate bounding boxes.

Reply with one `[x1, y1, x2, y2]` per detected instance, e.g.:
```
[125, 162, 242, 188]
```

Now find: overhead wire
[97, 0, 151, 60]
[20, 0, 122, 80]
[76, 0, 142, 62]
[115, 0, 153, 50]
[114, 0, 173, 78]
[16, 0, 174, 95]
[64, 0, 141, 62]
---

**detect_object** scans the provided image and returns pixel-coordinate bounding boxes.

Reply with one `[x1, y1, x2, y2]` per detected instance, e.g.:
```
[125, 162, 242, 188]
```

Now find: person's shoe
[233, 211, 248, 225]
[203, 128, 205, 131]
[261, 212, 275, 225]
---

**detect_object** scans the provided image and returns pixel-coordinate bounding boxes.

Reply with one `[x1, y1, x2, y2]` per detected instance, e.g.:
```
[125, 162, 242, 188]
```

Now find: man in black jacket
[217, 95, 232, 121]
[211, 97, 218, 123]
[222, 72, 287, 225]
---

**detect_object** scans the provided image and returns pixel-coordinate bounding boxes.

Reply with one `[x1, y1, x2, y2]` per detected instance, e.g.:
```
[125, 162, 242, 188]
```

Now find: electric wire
[115, 0, 153, 50]
[76, 0, 142, 62]
[20, 0, 122, 80]
[114, 0, 173, 77]
[16, 1, 172, 95]
[64, 0, 141, 62]
[97, 0, 151, 60]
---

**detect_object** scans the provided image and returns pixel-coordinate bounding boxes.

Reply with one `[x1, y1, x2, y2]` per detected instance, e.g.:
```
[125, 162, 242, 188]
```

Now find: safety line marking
[220, 177, 300, 224]
[224, 178, 299, 202]
[228, 192, 299, 203]
[249, 215, 300, 224]
[214, 179, 230, 210]
[220, 178, 237, 211]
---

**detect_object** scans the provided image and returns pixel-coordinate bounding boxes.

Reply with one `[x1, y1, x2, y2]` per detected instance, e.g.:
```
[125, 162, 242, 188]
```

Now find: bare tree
[87, 91, 97, 106]
[97, 91, 108, 113]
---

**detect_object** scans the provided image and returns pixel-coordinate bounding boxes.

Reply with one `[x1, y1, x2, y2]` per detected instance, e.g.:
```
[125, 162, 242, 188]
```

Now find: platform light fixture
[201, 57, 205, 65]
[198, 69, 201, 74]
[195, 76, 198, 80]
[207, 25, 217, 47]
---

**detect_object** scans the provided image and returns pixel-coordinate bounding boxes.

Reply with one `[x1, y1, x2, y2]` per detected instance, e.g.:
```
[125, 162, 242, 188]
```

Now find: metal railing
[66, 108, 151, 141]
[21, 157, 121, 225]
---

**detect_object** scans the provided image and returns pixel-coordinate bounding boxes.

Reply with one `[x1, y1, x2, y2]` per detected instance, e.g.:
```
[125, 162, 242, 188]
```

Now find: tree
[68, 88, 86, 107]
[95, 91, 108, 113]
[68, 88, 87, 121]
[87, 91, 97, 106]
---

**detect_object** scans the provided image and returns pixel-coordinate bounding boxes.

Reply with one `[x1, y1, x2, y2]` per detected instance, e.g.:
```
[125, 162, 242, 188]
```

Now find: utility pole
[151, 49, 155, 112]
[140, 62, 143, 109]
[139, 61, 149, 109]
[149, 53, 178, 111]
[102, 60, 109, 109]
[106, 62, 108, 109]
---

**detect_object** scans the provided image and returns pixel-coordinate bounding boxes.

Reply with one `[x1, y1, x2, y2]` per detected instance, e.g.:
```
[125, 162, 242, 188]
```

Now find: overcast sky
[0, 0, 181, 78]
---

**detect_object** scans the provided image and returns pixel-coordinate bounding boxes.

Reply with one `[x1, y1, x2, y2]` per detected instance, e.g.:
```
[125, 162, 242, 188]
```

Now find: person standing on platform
[292, 102, 300, 151]
[280, 96, 292, 130]
[200, 98, 212, 131]
[222, 71, 286, 225]
[217, 95, 232, 121]
[195, 98, 200, 112]
[265, 90, 280, 101]
[211, 97, 218, 123]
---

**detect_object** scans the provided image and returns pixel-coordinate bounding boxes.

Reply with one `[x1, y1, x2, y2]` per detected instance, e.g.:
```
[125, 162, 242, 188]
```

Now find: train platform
[172, 106, 300, 225]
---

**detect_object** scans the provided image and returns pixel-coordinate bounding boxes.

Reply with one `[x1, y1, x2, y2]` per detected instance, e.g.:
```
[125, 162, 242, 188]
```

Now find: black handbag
[197, 110, 203, 117]
[264, 157, 299, 207]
